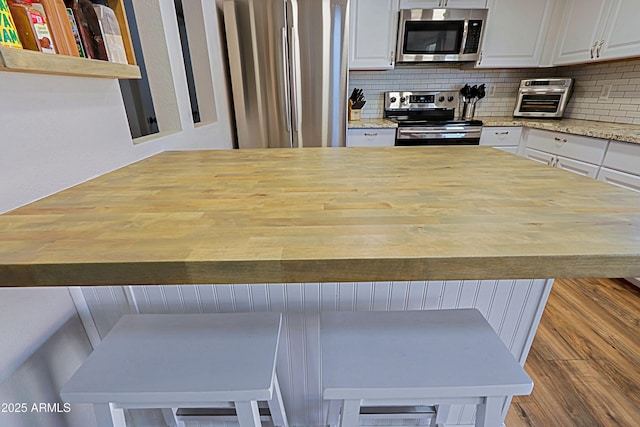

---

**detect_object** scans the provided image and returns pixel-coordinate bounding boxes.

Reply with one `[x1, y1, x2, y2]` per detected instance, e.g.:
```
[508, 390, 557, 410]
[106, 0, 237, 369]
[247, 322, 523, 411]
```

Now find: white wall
[0, 0, 234, 214]
[0, 2, 234, 425]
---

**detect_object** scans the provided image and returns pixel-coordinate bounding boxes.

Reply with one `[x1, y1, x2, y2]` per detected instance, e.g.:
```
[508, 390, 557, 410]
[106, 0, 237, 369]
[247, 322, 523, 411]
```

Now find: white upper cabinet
[554, 0, 640, 65]
[599, 0, 640, 61]
[349, 0, 399, 70]
[399, 1, 486, 8]
[477, 0, 557, 68]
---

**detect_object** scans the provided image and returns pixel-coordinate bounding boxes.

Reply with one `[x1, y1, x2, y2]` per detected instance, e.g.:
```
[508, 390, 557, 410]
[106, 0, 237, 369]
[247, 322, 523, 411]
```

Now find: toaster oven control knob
[438, 96, 445, 102]
[448, 96, 455, 102]
[400, 97, 406, 103]
[390, 97, 397, 103]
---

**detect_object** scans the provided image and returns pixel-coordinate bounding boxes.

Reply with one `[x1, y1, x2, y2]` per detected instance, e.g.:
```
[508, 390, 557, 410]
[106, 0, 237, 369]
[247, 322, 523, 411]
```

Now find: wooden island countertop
[1, 146, 639, 287]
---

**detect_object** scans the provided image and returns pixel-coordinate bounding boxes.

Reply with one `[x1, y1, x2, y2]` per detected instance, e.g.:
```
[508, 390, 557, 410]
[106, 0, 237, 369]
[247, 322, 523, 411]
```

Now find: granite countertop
[1, 147, 639, 286]
[481, 117, 640, 145]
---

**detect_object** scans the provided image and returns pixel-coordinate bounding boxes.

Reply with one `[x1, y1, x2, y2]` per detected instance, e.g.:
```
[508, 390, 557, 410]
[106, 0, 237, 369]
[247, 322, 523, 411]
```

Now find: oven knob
[448, 96, 455, 102]
[390, 97, 397, 103]
[438, 96, 445, 102]
[400, 97, 406, 103]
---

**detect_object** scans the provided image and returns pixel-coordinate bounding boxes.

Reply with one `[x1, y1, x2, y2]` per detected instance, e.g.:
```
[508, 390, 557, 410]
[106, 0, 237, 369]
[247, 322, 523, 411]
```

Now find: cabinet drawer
[597, 167, 640, 193]
[524, 129, 608, 164]
[480, 127, 522, 147]
[347, 128, 396, 147]
[602, 141, 640, 175]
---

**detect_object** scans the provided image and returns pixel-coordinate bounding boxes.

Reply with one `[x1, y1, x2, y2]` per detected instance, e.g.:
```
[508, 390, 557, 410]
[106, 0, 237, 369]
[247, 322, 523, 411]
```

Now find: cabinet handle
[477, 51, 483, 65]
[590, 41, 597, 59]
[389, 51, 394, 65]
[547, 157, 553, 166]
[554, 158, 560, 167]
[554, 136, 567, 144]
[364, 132, 379, 137]
[495, 131, 509, 135]
[596, 40, 605, 58]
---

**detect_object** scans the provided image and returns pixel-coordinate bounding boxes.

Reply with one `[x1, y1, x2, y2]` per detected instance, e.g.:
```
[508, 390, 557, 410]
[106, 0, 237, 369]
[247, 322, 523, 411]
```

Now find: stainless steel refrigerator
[223, 0, 349, 148]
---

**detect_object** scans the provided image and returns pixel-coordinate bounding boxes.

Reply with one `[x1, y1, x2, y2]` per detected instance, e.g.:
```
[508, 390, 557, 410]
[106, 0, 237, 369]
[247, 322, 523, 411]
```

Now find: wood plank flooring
[506, 278, 640, 427]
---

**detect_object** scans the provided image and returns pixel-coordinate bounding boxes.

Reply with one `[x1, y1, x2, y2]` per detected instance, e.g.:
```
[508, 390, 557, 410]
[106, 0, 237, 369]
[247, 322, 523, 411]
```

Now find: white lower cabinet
[597, 168, 640, 192]
[597, 141, 640, 192]
[597, 140, 640, 288]
[522, 129, 608, 178]
[480, 127, 522, 153]
[347, 128, 396, 147]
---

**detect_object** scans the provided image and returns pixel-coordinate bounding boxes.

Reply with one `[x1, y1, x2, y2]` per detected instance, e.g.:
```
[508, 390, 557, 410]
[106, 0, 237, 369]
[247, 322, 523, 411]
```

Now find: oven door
[395, 126, 481, 146]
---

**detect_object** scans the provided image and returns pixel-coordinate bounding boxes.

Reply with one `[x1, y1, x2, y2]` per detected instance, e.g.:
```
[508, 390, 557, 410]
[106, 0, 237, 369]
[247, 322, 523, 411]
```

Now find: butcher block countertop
[1, 147, 639, 287]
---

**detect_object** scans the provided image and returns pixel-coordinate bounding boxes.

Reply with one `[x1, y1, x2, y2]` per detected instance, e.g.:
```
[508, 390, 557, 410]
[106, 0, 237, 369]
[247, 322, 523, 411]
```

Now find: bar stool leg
[267, 373, 289, 427]
[432, 404, 450, 427]
[161, 408, 184, 427]
[326, 400, 341, 427]
[93, 403, 125, 427]
[235, 400, 262, 427]
[474, 396, 503, 427]
[340, 399, 361, 427]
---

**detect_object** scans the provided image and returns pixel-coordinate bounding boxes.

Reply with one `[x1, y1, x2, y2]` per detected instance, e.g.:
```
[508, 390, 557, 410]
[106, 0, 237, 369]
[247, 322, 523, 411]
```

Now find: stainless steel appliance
[513, 78, 574, 118]
[222, 0, 349, 148]
[384, 91, 482, 145]
[396, 8, 487, 64]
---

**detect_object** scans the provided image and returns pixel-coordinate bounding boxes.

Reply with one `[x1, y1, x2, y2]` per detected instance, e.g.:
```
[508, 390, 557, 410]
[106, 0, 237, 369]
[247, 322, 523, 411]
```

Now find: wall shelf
[0, 46, 141, 79]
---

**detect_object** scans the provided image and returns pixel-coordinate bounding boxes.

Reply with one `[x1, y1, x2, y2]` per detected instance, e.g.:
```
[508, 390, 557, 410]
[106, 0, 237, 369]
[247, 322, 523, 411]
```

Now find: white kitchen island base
[71, 279, 554, 427]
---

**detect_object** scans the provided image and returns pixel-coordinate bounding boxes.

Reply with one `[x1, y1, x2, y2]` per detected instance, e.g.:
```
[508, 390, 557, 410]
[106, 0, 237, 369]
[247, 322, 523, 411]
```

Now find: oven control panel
[385, 91, 458, 110]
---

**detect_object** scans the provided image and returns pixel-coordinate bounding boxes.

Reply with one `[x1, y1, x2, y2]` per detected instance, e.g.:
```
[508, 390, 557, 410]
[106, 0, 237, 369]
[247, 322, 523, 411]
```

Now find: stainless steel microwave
[396, 8, 487, 64]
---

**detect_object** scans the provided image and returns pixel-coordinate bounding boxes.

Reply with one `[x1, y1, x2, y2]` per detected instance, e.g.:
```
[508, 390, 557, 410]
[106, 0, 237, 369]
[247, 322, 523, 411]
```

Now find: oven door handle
[397, 128, 482, 137]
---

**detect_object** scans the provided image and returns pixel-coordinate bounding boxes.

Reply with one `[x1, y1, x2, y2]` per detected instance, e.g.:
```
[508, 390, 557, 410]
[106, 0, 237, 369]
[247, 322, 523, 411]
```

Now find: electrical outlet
[599, 84, 612, 100]
[488, 85, 496, 97]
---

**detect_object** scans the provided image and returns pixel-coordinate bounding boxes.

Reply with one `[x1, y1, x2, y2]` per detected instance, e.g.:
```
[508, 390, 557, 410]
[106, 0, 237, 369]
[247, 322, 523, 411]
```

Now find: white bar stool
[321, 309, 533, 427]
[61, 312, 288, 427]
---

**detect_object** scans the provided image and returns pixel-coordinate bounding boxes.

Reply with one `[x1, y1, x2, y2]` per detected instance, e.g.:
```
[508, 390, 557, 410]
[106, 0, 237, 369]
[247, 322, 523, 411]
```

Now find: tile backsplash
[349, 58, 640, 125]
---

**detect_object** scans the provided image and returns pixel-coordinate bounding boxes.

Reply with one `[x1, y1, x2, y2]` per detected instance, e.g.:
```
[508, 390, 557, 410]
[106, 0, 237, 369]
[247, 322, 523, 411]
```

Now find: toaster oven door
[514, 90, 568, 118]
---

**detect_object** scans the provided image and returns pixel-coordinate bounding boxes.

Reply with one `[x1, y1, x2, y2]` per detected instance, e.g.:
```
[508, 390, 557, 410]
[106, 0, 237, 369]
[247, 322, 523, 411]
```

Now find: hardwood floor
[505, 278, 640, 427]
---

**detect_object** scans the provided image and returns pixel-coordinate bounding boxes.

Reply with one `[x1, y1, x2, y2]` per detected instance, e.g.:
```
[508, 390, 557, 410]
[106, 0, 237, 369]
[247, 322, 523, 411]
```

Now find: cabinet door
[597, 167, 640, 193]
[477, 0, 555, 68]
[399, 0, 486, 8]
[347, 128, 396, 147]
[599, 0, 640, 61]
[480, 127, 522, 147]
[554, 156, 600, 178]
[524, 129, 608, 165]
[602, 141, 640, 176]
[349, 0, 398, 70]
[553, 0, 611, 65]
[523, 148, 555, 167]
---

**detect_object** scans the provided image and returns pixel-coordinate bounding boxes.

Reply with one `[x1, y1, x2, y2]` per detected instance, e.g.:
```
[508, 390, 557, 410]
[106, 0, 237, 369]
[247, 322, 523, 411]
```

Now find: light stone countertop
[481, 117, 640, 145]
[348, 117, 640, 145]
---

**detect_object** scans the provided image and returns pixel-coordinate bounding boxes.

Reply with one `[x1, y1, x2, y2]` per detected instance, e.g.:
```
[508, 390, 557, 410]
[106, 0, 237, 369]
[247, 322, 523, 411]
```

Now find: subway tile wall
[349, 58, 640, 124]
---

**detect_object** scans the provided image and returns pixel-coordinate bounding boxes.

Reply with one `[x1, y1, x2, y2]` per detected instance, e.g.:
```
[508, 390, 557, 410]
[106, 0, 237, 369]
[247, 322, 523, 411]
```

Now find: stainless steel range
[384, 91, 483, 146]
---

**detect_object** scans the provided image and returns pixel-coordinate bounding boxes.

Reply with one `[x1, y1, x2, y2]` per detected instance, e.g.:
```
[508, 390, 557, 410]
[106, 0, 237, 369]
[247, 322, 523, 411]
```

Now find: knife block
[348, 100, 362, 121]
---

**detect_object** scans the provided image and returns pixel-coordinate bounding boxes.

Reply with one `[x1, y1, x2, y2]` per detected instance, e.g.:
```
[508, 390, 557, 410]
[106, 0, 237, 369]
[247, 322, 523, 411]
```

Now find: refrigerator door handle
[281, 27, 292, 133]
[290, 26, 303, 136]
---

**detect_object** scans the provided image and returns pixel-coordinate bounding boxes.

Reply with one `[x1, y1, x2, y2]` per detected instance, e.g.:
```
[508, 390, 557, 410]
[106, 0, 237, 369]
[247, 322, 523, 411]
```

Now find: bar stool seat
[321, 309, 533, 427]
[61, 312, 288, 427]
